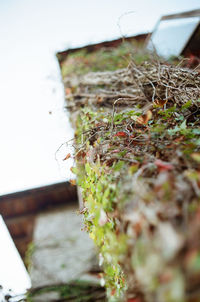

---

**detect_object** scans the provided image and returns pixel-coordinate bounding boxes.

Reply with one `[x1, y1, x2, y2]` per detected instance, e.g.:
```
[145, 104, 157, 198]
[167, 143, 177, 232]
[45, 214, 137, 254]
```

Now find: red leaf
[110, 288, 116, 296]
[127, 298, 141, 302]
[155, 159, 173, 172]
[114, 131, 127, 137]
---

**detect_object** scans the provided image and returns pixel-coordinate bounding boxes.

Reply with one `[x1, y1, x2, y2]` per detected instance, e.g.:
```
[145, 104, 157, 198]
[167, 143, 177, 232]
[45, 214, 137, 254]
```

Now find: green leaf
[180, 120, 187, 130]
[113, 160, 125, 171]
[181, 100, 192, 110]
[85, 163, 91, 175]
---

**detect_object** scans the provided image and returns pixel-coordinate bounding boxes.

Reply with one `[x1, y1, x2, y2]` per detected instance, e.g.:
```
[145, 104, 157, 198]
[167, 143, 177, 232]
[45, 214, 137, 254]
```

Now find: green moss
[77, 160, 128, 300]
[73, 99, 200, 301]
[59, 33, 200, 300]
[25, 242, 36, 271]
[61, 41, 151, 77]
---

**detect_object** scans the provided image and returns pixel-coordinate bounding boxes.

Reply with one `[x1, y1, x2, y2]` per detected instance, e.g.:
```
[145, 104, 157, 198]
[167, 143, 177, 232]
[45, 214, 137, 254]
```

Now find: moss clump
[72, 99, 200, 301]
[77, 160, 128, 300]
[25, 242, 36, 271]
[61, 41, 150, 77]
[58, 40, 200, 301]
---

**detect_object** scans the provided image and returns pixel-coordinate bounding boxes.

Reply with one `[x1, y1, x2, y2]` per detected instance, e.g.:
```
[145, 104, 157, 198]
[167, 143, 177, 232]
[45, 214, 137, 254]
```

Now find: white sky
[0, 215, 31, 294]
[0, 0, 200, 195]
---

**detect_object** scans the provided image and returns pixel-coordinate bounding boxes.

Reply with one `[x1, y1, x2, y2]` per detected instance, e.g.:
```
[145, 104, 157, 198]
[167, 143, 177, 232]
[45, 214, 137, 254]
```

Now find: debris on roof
[56, 33, 148, 65]
[57, 14, 200, 302]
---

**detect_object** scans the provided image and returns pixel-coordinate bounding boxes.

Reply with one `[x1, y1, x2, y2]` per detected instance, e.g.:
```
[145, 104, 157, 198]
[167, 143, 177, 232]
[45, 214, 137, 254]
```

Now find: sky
[0, 215, 31, 294]
[0, 0, 200, 196]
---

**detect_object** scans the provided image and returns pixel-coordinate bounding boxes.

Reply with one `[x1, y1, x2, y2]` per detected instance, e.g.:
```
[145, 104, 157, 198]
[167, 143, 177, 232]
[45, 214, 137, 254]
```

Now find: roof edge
[161, 9, 200, 21]
[56, 33, 149, 64]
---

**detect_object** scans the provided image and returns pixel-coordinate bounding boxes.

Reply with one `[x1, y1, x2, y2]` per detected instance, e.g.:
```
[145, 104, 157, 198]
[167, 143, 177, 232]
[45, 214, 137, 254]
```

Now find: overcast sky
[0, 0, 200, 195]
[0, 216, 31, 294]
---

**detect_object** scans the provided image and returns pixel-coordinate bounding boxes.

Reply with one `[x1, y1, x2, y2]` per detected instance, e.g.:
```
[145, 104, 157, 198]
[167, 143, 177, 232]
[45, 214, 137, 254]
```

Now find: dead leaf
[127, 298, 141, 302]
[69, 179, 76, 186]
[137, 110, 152, 124]
[65, 87, 72, 95]
[114, 131, 127, 137]
[155, 159, 174, 172]
[97, 96, 103, 104]
[191, 153, 200, 163]
[63, 153, 71, 161]
[153, 99, 168, 107]
[110, 289, 116, 296]
[70, 166, 76, 173]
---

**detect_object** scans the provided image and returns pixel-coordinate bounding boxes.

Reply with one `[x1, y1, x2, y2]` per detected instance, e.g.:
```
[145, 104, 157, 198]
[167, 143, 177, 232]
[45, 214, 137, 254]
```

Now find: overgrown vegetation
[59, 41, 200, 302]
[61, 41, 151, 77]
[73, 100, 200, 301]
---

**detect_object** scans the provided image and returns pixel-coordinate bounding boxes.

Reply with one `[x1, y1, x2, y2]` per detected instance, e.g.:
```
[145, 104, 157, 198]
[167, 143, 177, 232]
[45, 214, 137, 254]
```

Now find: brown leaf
[153, 99, 168, 107]
[63, 153, 71, 161]
[155, 159, 174, 172]
[97, 96, 103, 104]
[65, 87, 72, 95]
[69, 179, 76, 186]
[137, 110, 152, 124]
